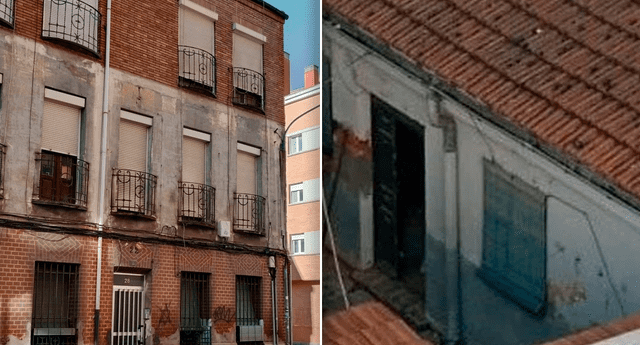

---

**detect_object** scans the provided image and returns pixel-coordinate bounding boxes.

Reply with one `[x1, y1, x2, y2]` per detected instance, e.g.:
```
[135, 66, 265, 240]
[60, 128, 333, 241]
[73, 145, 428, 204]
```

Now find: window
[288, 127, 320, 156]
[289, 134, 302, 154]
[179, 128, 215, 226]
[322, 58, 333, 155]
[0, 0, 14, 27]
[236, 276, 261, 326]
[232, 24, 266, 111]
[479, 160, 546, 316]
[234, 143, 265, 234]
[181, 272, 211, 345]
[42, 0, 101, 55]
[32, 262, 79, 345]
[289, 178, 320, 205]
[290, 231, 320, 255]
[291, 234, 304, 254]
[112, 111, 157, 217]
[35, 89, 89, 208]
[290, 183, 303, 204]
[178, 0, 217, 94]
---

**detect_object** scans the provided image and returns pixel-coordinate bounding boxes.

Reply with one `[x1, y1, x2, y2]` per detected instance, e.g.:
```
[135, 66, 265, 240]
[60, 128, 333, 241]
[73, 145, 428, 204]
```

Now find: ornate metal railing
[111, 168, 157, 218]
[42, 0, 101, 55]
[233, 193, 265, 235]
[33, 152, 89, 209]
[179, 45, 216, 95]
[178, 182, 216, 227]
[232, 67, 265, 112]
[0, 0, 14, 27]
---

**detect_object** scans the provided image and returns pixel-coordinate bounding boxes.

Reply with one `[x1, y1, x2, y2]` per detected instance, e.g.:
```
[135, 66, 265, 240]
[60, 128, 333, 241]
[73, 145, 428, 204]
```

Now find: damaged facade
[0, 1, 289, 345]
[323, 0, 640, 344]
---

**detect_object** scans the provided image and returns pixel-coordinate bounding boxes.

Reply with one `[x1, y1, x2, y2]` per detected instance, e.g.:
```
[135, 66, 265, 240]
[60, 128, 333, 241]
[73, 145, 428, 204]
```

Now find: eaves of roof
[324, 0, 640, 212]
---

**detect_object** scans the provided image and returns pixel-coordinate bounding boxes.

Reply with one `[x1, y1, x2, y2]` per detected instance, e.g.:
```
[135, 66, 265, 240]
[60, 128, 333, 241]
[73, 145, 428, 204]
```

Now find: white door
[112, 274, 145, 345]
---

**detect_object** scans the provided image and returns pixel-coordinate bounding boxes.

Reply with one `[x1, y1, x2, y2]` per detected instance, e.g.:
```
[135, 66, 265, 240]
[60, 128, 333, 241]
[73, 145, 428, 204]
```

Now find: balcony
[178, 182, 216, 228]
[111, 168, 157, 218]
[232, 67, 265, 113]
[178, 45, 216, 96]
[42, 0, 101, 55]
[33, 151, 89, 209]
[0, 0, 14, 27]
[233, 193, 265, 235]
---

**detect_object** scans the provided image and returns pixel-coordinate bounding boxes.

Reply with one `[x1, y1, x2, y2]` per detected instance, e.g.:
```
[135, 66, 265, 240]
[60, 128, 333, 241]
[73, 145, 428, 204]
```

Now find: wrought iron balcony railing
[233, 193, 266, 235]
[0, 0, 14, 27]
[42, 0, 101, 55]
[111, 168, 157, 218]
[33, 152, 89, 209]
[232, 67, 265, 112]
[179, 45, 216, 95]
[178, 182, 216, 227]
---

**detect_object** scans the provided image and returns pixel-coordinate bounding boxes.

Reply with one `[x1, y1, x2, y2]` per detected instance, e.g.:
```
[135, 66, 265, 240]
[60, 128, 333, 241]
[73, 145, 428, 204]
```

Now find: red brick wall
[5, 0, 107, 62]
[109, 0, 286, 125]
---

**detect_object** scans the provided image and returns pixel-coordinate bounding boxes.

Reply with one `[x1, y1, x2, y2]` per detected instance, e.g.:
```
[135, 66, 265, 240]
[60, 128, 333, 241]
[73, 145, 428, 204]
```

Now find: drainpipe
[268, 256, 278, 345]
[442, 112, 462, 345]
[95, 1, 112, 345]
[284, 263, 291, 345]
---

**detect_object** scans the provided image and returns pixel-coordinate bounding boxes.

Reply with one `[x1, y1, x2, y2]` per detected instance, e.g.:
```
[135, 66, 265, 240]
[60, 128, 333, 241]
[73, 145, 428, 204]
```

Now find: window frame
[180, 271, 211, 345]
[289, 183, 303, 204]
[291, 234, 305, 255]
[289, 134, 302, 155]
[478, 159, 547, 316]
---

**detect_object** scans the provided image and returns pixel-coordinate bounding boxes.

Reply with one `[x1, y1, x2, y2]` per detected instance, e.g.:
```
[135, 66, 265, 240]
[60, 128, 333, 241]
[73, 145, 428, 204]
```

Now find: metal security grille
[0, 0, 14, 27]
[236, 276, 261, 326]
[112, 274, 145, 345]
[32, 262, 79, 345]
[233, 193, 266, 235]
[180, 272, 211, 345]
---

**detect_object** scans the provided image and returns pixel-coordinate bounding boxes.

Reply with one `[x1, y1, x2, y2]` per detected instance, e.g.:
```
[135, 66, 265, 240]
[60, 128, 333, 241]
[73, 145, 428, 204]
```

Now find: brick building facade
[284, 67, 320, 345]
[0, 1, 289, 345]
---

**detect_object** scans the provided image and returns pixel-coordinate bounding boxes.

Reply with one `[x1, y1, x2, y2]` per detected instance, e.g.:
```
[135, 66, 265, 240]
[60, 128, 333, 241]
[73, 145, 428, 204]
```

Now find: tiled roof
[324, 0, 640, 205]
[323, 301, 435, 345]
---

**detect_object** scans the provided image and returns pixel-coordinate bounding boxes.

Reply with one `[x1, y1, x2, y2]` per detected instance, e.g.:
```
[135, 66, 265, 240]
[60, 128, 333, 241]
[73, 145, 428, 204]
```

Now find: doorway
[112, 273, 145, 345]
[372, 96, 425, 295]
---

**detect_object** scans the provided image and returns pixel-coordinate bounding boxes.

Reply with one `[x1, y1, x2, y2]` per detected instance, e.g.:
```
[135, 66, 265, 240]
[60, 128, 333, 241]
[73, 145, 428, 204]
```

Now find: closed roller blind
[118, 119, 148, 172]
[183, 136, 206, 184]
[301, 128, 320, 152]
[181, 8, 214, 53]
[41, 99, 80, 156]
[232, 33, 263, 74]
[237, 150, 256, 194]
[302, 178, 320, 202]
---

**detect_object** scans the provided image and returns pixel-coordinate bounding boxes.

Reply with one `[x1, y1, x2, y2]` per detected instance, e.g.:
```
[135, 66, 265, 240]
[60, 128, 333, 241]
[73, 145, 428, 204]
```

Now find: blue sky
[269, 0, 320, 92]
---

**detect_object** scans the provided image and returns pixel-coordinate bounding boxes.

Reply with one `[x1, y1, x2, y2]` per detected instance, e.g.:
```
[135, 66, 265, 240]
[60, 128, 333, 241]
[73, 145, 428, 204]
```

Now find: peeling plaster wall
[325, 18, 640, 345]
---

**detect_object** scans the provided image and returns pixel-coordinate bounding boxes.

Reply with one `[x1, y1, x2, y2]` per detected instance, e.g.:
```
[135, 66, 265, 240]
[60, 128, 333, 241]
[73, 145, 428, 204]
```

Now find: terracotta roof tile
[325, 0, 640, 206]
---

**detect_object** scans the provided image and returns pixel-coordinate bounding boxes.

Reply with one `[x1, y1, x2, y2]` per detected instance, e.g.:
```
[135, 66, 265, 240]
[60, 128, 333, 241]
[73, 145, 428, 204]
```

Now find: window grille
[34, 151, 89, 209]
[232, 67, 265, 112]
[32, 262, 79, 345]
[0, 0, 14, 27]
[111, 169, 157, 218]
[180, 272, 211, 345]
[178, 182, 216, 227]
[236, 276, 261, 326]
[179, 46, 216, 95]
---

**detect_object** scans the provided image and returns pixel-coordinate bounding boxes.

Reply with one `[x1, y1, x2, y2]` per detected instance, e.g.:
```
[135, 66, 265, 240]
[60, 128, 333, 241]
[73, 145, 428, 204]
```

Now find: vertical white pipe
[96, 1, 112, 344]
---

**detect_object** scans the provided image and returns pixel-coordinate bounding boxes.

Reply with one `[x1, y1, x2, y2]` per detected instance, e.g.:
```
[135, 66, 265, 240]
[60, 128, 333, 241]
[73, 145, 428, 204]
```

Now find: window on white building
[290, 183, 303, 204]
[291, 234, 304, 255]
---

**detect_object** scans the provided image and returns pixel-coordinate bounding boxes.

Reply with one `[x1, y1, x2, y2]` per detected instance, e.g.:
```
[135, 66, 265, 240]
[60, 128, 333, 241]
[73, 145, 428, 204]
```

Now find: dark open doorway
[372, 96, 425, 296]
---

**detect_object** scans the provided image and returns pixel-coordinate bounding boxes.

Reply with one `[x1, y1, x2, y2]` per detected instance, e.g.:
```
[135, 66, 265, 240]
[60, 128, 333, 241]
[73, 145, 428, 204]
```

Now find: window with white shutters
[112, 112, 157, 217]
[42, 0, 101, 55]
[178, 3, 216, 94]
[179, 129, 215, 226]
[479, 159, 546, 316]
[288, 127, 319, 155]
[35, 91, 89, 208]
